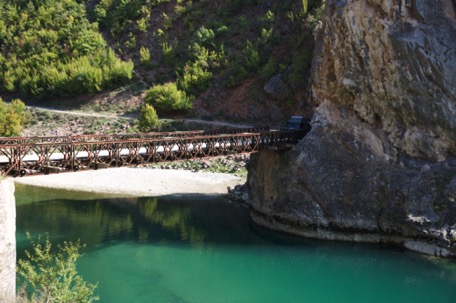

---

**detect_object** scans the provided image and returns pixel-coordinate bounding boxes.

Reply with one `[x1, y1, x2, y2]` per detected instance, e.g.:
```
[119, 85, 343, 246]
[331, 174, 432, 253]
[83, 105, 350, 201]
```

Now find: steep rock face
[313, 0, 456, 161]
[248, 0, 456, 256]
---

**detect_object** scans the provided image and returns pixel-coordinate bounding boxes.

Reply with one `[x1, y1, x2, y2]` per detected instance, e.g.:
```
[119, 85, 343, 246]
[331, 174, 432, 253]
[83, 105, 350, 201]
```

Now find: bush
[140, 47, 151, 67]
[17, 234, 99, 303]
[260, 57, 277, 78]
[194, 26, 215, 48]
[161, 40, 177, 63]
[243, 41, 261, 72]
[144, 82, 192, 111]
[137, 104, 159, 132]
[178, 62, 212, 95]
[0, 98, 29, 137]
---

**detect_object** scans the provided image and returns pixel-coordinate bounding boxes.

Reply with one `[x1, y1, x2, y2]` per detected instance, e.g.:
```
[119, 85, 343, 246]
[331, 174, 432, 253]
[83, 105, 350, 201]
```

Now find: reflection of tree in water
[16, 190, 210, 250]
[137, 197, 207, 247]
[16, 185, 255, 254]
[17, 198, 134, 249]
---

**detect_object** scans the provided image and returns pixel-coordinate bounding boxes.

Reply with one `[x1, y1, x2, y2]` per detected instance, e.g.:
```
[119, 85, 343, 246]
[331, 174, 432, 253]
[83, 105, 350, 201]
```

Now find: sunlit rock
[248, 0, 456, 257]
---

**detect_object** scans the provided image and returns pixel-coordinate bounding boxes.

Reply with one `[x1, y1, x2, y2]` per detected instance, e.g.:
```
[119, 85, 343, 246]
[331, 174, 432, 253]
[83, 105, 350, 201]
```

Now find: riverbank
[13, 167, 245, 197]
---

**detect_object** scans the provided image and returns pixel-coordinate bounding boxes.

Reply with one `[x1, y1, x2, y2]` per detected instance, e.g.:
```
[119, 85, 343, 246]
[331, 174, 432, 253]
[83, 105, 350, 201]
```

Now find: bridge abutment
[0, 178, 16, 303]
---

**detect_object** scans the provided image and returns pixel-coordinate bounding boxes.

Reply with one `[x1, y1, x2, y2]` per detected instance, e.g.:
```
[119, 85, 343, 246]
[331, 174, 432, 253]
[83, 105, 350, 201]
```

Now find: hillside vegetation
[0, 0, 133, 99]
[0, 0, 324, 130]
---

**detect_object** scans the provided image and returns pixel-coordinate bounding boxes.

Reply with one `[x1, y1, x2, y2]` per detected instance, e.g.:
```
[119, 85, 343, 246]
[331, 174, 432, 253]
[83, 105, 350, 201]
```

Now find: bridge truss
[0, 128, 307, 176]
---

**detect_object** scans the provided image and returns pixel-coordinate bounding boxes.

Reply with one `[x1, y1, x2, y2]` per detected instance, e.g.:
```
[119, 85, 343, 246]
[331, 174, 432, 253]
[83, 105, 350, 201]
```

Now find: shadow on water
[16, 184, 296, 253]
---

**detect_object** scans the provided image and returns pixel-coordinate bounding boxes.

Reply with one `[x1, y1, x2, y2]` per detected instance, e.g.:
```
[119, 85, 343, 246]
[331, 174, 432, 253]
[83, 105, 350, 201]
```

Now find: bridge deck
[0, 128, 307, 176]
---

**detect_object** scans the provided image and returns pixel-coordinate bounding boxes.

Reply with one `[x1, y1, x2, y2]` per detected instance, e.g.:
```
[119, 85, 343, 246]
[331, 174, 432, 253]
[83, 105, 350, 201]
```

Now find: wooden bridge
[0, 128, 308, 177]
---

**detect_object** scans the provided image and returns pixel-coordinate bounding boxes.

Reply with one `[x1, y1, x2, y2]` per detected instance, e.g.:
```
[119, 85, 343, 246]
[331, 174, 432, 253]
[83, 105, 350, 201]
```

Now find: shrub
[161, 40, 177, 63]
[238, 15, 250, 30]
[144, 82, 192, 111]
[137, 104, 159, 132]
[260, 57, 277, 78]
[16, 234, 99, 303]
[0, 98, 29, 137]
[217, 25, 229, 34]
[140, 47, 151, 67]
[194, 26, 215, 48]
[178, 62, 212, 95]
[243, 41, 261, 72]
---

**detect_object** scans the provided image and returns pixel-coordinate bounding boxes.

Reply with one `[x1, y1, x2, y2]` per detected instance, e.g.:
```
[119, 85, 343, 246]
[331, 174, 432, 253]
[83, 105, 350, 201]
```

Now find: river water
[15, 184, 456, 303]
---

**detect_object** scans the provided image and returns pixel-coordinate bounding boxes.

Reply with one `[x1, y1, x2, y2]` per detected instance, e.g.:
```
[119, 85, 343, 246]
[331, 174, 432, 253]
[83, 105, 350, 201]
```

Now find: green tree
[144, 82, 192, 111]
[137, 104, 159, 132]
[17, 234, 99, 303]
[0, 98, 29, 137]
[178, 62, 213, 95]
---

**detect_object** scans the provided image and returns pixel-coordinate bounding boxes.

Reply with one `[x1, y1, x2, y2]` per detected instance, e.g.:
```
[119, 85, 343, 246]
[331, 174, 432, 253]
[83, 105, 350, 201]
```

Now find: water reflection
[16, 185, 261, 254]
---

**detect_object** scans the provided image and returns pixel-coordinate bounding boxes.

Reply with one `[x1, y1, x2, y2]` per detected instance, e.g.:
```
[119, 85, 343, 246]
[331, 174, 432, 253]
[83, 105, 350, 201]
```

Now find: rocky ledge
[248, 104, 456, 257]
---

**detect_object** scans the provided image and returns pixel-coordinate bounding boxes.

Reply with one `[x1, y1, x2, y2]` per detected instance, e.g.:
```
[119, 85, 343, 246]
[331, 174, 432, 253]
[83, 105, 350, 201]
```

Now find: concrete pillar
[0, 178, 16, 303]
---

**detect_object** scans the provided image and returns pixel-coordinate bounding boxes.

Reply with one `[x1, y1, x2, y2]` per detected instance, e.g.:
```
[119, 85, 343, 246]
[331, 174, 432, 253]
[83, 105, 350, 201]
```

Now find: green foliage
[16, 234, 98, 303]
[194, 26, 215, 48]
[84, 0, 322, 106]
[242, 41, 261, 72]
[161, 44, 174, 62]
[125, 33, 137, 50]
[178, 62, 212, 95]
[226, 66, 248, 88]
[136, 6, 151, 33]
[137, 104, 159, 132]
[162, 12, 173, 30]
[260, 27, 273, 43]
[216, 25, 229, 34]
[172, 25, 225, 95]
[93, 0, 143, 35]
[260, 10, 275, 23]
[260, 57, 277, 79]
[0, 98, 29, 137]
[238, 15, 250, 30]
[140, 47, 151, 67]
[302, 0, 308, 15]
[145, 82, 192, 111]
[0, 0, 133, 100]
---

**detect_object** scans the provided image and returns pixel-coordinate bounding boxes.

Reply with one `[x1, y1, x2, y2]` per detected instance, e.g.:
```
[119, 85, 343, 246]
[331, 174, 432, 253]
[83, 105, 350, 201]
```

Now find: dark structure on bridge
[0, 128, 308, 176]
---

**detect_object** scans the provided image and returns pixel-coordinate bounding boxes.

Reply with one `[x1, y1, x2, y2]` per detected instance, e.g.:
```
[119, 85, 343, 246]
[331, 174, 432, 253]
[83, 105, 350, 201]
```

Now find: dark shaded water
[16, 184, 456, 303]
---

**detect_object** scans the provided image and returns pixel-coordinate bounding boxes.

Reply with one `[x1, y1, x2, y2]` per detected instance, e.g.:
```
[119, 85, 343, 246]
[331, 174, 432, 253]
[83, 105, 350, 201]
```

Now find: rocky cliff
[248, 0, 456, 257]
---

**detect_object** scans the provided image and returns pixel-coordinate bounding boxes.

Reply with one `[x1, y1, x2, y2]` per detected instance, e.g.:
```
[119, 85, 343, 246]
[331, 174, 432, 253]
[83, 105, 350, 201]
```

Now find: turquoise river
[15, 184, 456, 303]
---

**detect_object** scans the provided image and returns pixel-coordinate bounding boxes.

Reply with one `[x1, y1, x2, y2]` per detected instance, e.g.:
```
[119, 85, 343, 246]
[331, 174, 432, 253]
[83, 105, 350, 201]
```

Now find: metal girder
[0, 128, 307, 176]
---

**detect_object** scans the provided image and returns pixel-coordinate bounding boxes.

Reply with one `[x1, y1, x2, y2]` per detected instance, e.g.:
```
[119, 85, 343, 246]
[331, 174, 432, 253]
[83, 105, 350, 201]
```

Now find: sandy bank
[13, 167, 245, 197]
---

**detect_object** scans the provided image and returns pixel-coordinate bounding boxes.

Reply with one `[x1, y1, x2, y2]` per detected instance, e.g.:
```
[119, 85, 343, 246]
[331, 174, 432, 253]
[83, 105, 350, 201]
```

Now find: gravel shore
[13, 167, 245, 197]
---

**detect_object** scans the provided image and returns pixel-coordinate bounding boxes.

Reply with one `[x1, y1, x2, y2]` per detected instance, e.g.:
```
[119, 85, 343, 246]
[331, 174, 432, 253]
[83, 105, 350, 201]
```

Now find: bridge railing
[0, 127, 270, 145]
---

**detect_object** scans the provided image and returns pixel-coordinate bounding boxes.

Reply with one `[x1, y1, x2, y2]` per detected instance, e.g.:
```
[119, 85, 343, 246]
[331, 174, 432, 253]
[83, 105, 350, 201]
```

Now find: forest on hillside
[0, 0, 134, 100]
[0, 0, 324, 122]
